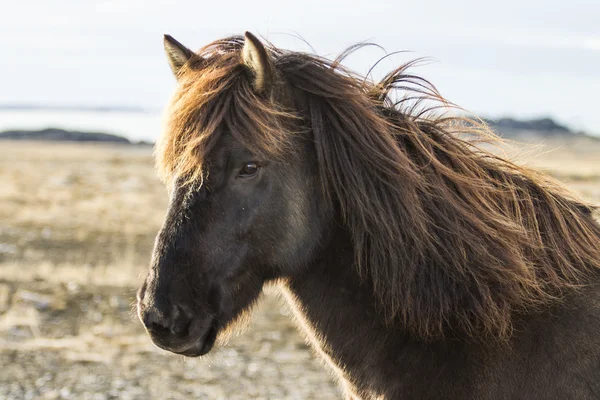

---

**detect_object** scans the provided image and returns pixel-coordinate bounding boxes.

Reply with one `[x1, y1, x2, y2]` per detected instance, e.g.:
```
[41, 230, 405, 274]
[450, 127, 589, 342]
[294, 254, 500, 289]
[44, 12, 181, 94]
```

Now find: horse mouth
[146, 317, 219, 358]
[174, 322, 218, 357]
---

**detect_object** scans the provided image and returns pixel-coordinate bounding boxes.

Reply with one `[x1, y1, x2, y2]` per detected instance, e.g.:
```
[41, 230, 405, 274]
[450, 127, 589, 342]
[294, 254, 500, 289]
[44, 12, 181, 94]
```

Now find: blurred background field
[0, 136, 598, 399]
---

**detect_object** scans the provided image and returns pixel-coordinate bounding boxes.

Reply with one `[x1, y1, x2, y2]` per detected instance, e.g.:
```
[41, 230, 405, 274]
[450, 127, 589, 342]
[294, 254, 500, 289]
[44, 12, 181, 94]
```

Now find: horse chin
[214, 298, 261, 348]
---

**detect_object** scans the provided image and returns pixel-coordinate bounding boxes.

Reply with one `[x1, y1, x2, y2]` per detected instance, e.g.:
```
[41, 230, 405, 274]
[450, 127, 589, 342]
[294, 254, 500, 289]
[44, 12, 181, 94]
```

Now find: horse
[137, 32, 600, 399]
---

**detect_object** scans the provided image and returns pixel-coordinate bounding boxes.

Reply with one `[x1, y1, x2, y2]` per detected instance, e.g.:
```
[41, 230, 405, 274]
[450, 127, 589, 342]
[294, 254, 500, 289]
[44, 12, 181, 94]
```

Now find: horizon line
[0, 104, 158, 113]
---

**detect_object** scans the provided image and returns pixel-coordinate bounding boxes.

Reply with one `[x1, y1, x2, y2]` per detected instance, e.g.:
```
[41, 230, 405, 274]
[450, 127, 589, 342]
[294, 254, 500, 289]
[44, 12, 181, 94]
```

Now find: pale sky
[2, 0, 600, 135]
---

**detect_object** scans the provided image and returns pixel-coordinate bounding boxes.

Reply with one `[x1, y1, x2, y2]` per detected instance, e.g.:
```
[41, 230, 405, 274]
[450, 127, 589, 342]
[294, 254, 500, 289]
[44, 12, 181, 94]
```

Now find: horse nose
[141, 303, 191, 335]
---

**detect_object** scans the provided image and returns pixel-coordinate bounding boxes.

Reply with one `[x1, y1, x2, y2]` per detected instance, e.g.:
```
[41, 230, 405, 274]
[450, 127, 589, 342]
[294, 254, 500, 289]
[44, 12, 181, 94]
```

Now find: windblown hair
[157, 36, 600, 339]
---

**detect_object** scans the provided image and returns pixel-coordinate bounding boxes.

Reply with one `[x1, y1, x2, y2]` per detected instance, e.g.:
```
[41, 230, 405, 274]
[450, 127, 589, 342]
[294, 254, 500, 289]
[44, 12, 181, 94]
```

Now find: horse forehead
[208, 132, 256, 165]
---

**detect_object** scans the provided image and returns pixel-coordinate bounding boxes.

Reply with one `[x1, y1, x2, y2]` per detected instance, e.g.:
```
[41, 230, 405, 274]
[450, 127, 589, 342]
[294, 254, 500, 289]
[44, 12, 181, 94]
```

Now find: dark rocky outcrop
[0, 128, 131, 144]
[482, 117, 587, 138]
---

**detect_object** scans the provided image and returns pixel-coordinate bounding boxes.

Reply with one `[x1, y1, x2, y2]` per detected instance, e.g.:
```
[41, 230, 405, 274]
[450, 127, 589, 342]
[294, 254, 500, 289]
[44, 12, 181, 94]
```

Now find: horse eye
[238, 162, 260, 177]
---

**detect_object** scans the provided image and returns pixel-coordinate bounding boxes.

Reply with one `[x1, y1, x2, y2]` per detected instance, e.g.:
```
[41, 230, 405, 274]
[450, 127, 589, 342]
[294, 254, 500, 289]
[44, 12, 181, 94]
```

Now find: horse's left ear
[242, 32, 275, 94]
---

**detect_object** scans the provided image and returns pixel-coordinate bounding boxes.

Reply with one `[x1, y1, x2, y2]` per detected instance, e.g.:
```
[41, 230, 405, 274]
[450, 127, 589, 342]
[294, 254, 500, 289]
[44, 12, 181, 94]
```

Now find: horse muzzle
[137, 283, 218, 357]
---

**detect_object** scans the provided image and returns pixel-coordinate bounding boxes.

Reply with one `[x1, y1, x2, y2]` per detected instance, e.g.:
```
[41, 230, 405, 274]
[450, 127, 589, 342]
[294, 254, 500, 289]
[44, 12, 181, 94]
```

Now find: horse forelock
[156, 35, 600, 340]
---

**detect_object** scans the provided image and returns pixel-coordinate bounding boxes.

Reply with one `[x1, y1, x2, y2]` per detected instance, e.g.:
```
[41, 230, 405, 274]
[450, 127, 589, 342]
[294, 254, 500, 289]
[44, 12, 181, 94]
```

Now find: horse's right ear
[164, 34, 195, 78]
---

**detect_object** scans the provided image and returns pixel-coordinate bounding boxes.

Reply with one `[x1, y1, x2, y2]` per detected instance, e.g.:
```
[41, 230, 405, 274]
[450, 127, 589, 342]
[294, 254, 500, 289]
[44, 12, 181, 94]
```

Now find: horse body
[283, 228, 600, 399]
[137, 32, 600, 399]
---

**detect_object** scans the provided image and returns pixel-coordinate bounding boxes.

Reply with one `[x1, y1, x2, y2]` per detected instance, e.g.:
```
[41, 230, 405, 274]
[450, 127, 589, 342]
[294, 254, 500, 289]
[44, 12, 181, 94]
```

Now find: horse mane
[157, 36, 600, 340]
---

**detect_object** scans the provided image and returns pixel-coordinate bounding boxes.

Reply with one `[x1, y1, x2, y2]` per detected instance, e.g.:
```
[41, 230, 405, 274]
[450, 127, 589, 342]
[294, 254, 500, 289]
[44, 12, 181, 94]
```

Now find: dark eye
[238, 162, 260, 177]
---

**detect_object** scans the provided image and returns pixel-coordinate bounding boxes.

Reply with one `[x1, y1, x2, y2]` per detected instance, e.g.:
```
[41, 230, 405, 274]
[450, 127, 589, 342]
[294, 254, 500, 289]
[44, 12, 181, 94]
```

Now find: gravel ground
[0, 280, 341, 399]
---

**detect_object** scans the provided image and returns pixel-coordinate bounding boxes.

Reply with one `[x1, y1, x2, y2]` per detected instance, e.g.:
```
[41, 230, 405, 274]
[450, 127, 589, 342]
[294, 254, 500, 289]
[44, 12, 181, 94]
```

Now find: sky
[2, 0, 600, 135]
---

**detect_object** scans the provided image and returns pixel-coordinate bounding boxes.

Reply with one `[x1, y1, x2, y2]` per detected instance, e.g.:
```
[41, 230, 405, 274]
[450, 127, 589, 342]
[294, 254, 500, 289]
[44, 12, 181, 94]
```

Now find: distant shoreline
[1, 107, 598, 138]
[0, 105, 157, 114]
[0, 128, 154, 145]
[0, 117, 597, 145]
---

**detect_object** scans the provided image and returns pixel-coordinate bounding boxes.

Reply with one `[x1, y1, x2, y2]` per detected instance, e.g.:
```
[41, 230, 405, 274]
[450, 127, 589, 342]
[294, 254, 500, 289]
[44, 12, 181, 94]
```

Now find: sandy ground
[0, 137, 598, 399]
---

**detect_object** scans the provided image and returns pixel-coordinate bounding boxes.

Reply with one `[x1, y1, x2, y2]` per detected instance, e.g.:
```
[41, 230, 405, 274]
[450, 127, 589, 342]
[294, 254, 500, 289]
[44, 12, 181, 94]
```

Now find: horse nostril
[142, 306, 170, 333]
[171, 304, 190, 335]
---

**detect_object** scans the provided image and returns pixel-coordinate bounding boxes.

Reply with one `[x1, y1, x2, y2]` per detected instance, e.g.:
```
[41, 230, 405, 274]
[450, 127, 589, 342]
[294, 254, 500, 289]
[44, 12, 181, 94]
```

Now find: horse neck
[279, 228, 416, 395]
[278, 225, 508, 398]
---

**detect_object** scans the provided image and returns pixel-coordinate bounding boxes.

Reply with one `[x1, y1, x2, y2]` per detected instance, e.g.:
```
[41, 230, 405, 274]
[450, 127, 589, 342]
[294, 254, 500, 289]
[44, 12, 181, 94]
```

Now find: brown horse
[137, 32, 600, 399]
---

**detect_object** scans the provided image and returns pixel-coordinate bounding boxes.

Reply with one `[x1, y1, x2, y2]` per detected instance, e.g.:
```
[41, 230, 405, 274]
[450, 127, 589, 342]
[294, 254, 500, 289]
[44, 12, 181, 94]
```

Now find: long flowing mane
[157, 36, 600, 340]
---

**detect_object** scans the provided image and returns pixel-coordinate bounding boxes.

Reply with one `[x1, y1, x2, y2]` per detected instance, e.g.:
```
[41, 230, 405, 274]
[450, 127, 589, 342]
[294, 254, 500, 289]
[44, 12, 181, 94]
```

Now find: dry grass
[0, 141, 166, 231]
[491, 136, 600, 210]
[0, 141, 167, 282]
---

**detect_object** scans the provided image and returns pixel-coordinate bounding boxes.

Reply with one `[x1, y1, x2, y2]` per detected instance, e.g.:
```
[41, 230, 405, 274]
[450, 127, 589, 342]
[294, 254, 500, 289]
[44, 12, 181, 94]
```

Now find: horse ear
[164, 34, 195, 78]
[242, 32, 274, 94]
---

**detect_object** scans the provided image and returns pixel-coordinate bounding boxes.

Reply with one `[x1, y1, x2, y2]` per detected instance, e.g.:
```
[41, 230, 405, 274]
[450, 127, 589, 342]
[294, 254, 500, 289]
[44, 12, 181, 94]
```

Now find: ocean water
[0, 110, 164, 143]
